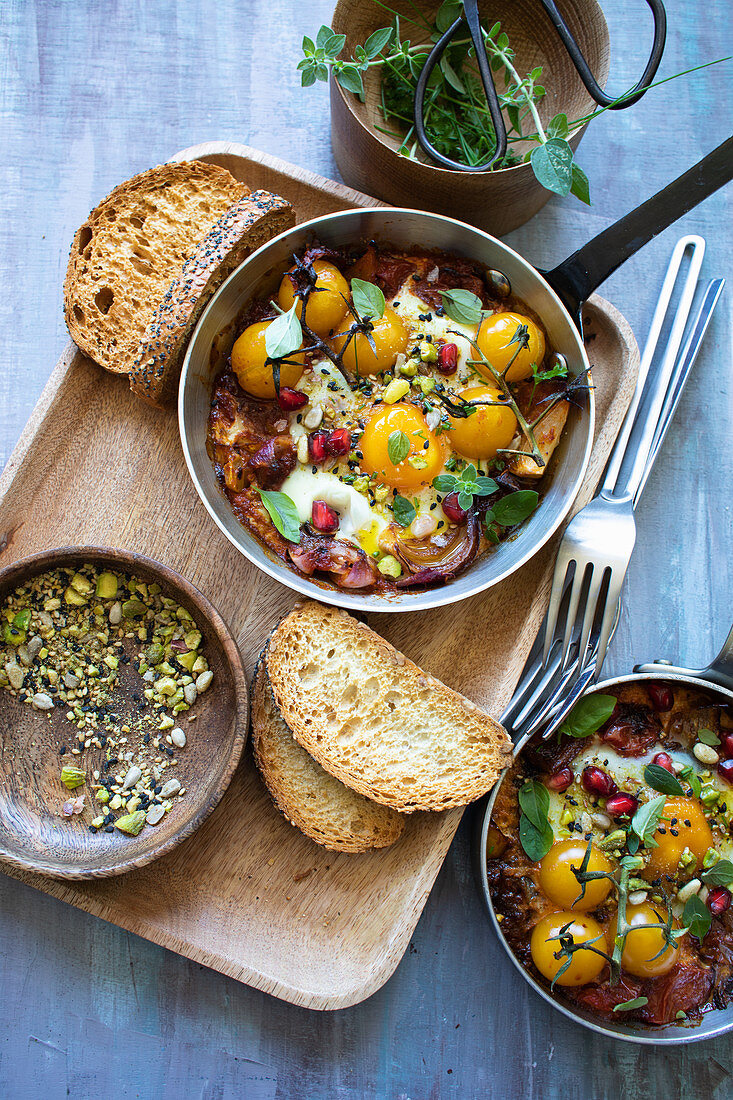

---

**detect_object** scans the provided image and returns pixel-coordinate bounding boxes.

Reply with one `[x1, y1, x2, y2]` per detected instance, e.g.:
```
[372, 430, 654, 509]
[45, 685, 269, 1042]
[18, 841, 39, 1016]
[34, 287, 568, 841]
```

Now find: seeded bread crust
[130, 190, 295, 408]
[64, 161, 248, 374]
[252, 653, 405, 853]
[266, 602, 513, 813]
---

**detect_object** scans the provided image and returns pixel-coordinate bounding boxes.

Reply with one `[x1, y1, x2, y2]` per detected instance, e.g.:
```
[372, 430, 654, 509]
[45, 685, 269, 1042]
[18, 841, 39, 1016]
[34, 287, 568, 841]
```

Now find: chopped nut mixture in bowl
[0, 547, 248, 878]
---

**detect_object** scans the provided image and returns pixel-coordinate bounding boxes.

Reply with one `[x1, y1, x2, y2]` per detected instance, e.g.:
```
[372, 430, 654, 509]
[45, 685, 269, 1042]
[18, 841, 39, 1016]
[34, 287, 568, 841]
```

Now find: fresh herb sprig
[432, 463, 497, 511]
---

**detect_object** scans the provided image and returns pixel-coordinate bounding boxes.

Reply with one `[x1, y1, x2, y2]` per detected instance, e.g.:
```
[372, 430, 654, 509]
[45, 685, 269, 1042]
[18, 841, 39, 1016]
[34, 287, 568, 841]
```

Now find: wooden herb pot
[330, 0, 610, 235]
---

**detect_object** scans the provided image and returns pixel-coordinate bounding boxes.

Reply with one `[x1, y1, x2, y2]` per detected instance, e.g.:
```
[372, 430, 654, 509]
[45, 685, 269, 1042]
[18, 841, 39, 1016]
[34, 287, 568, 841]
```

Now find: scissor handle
[414, 0, 507, 172]
[541, 0, 667, 109]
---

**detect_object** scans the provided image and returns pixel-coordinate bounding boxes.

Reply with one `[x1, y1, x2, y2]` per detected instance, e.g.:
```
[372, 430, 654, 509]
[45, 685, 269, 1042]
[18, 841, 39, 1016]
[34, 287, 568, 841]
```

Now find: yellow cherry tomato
[610, 901, 678, 979]
[230, 320, 305, 400]
[277, 259, 349, 338]
[331, 307, 408, 376]
[643, 797, 714, 881]
[538, 839, 613, 911]
[476, 311, 546, 382]
[360, 404, 444, 491]
[530, 911, 607, 987]
[448, 385, 518, 460]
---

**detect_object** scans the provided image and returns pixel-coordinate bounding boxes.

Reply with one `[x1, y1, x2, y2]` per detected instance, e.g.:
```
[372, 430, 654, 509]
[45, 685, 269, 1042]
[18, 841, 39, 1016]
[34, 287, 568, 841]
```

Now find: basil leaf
[351, 278, 385, 320]
[519, 813, 554, 862]
[392, 494, 416, 527]
[631, 794, 667, 848]
[530, 138, 574, 196]
[364, 27, 393, 58]
[491, 490, 539, 527]
[432, 474, 458, 493]
[698, 727, 721, 746]
[440, 288, 484, 326]
[570, 163, 591, 206]
[613, 997, 648, 1014]
[257, 489, 301, 544]
[387, 430, 410, 465]
[644, 763, 684, 797]
[679, 764, 702, 799]
[518, 779, 550, 832]
[265, 302, 302, 360]
[559, 694, 617, 739]
[336, 65, 365, 97]
[701, 859, 733, 886]
[683, 894, 711, 941]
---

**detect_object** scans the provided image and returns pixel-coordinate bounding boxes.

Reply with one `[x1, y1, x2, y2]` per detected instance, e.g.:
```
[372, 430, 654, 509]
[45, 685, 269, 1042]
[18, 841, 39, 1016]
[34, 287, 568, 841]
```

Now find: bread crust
[266, 601, 514, 813]
[130, 190, 295, 407]
[251, 651, 405, 853]
[63, 161, 248, 374]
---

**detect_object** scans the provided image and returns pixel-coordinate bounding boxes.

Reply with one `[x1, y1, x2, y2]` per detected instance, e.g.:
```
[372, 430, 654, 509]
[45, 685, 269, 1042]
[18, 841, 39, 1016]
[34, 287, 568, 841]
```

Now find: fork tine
[577, 565, 608, 667]
[560, 563, 586, 668]
[542, 557, 572, 665]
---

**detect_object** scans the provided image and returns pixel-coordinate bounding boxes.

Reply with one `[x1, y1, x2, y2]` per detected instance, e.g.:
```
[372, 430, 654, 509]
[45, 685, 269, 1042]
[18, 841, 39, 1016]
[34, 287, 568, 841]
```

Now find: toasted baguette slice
[130, 190, 295, 407]
[266, 602, 513, 813]
[64, 161, 248, 374]
[252, 656, 404, 853]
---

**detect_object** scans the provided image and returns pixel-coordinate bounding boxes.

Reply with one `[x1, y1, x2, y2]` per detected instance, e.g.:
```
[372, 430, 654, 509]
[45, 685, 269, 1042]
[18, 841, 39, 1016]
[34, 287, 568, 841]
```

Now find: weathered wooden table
[1, 1, 731, 1096]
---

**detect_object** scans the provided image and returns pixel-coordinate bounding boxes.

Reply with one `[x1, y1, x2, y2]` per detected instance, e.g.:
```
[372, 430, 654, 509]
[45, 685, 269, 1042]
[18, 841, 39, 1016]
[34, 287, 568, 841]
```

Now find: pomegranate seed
[707, 886, 732, 917]
[311, 500, 339, 533]
[720, 731, 733, 759]
[581, 766, 618, 799]
[605, 792, 639, 817]
[652, 752, 675, 773]
[717, 758, 733, 784]
[277, 387, 308, 412]
[442, 491, 467, 524]
[647, 681, 673, 711]
[308, 430, 329, 463]
[437, 342, 459, 375]
[546, 767, 573, 792]
[326, 427, 352, 456]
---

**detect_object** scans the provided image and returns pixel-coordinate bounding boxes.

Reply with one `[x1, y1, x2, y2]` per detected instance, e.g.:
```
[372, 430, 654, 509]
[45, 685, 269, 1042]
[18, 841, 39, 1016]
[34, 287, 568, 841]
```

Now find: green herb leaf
[440, 288, 484, 326]
[679, 764, 702, 799]
[531, 359, 569, 386]
[491, 490, 539, 527]
[644, 763, 684, 797]
[323, 32, 346, 56]
[257, 489, 302, 543]
[436, 0, 463, 32]
[613, 996, 648, 1013]
[473, 477, 499, 497]
[440, 55, 465, 94]
[701, 858, 733, 886]
[392, 494, 416, 527]
[265, 302, 302, 360]
[570, 163, 591, 205]
[559, 694, 617, 739]
[518, 779, 550, 832]
[631, 794, 667, 848]
[519, 813, 554, 861]
[351, 278, 385, 320]
[432, 474, 458, 493]
[698, 727, 721, 746]
[457, 489, 473, 511]
[316, 24, 334, 49]
[387, 430, 410, 465]
[530, 138, 574, 196]
[364, 26, 393, 58]
[547, 113, 569, 139]
[336, 64, 365, 96]
[302, 36, 315, 55]
[683, 894, 711, 940]
[301, 67, 317, 88]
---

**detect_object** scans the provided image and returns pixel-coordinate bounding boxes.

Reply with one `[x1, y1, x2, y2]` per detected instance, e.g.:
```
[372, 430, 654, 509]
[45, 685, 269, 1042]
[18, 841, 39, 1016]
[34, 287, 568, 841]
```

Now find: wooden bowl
[0, 547, 248, 879]
[331, 0, 610, 235]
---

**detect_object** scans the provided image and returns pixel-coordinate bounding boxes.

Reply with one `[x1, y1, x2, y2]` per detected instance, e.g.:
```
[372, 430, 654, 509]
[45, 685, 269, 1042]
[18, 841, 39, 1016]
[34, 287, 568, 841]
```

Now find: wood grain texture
[0, 144, 638, 1011]
[1, 0, 732, 1095]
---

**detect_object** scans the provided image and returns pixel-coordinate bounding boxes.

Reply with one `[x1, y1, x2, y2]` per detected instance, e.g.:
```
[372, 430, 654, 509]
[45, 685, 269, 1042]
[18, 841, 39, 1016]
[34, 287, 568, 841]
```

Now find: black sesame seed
[670, 828, 679, 837]
[88, 825, 98, 834]
[105, 825, 114, 833]
[59, 745, 67, 755]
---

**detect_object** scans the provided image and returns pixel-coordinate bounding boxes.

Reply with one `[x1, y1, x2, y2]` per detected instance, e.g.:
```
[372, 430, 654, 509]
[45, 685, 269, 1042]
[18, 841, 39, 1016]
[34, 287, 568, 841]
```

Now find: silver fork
[542, 234, 706, 682]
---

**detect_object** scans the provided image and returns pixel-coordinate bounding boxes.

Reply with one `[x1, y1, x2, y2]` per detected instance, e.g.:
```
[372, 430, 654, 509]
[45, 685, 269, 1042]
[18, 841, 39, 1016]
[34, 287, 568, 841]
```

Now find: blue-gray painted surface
[0, 1, 731, 1096]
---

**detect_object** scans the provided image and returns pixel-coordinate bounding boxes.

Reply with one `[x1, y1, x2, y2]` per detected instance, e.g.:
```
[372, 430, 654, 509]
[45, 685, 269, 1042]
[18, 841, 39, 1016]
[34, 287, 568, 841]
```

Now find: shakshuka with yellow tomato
[488, 679, 733, 1029]
[206, 242, 575, 592]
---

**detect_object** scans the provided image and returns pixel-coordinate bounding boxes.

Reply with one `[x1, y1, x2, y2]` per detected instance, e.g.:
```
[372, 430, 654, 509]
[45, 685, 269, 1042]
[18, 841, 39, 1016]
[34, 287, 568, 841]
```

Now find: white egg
[389, 284, 481, 378]
[280, 467, 387, 548]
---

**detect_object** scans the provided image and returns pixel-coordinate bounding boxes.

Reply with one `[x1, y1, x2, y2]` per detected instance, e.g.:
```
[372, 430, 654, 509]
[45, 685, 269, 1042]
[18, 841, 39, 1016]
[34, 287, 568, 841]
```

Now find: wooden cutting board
[0, 142, 639, 1009]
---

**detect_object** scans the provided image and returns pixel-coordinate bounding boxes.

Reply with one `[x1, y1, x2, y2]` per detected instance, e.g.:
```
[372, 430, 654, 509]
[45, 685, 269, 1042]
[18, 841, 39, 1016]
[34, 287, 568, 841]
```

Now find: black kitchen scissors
[414, 0, 667, 171]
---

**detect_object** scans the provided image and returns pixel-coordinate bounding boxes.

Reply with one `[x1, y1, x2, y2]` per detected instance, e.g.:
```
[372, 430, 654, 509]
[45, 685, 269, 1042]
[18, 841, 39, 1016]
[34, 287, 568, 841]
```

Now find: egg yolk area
[331, 307, 408, 376]
[476, 312, 546, 382]
[360, 404, 444, 491]
[538, 839, 613, 911]
[231, 320, 305, 399]
[530, 912, 607, 987]
[449, 385, 518, 460]
[643, 797, 714, 880]
[277, 260, 349, 337]
[610, 902, 679, 979]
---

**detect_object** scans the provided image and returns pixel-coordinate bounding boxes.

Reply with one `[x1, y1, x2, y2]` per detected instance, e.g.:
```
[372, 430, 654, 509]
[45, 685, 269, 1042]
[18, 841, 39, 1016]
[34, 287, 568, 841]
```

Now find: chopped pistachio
[109, 794, 123, 811]
[183, 630, 202, 651]
[70, 573, 93, 596]
[60, 766, 86, 790]
[122, 599, 146, 619]
[377, 555, 402, 578]
[419, 342, 438, 363]
[115, 811, 146, 836]
[382, 379, 410, 404]
[703, 847, 722, 869]
[96, 789, 110, 805]
[95, 572, 118, 599]
[176, 650, 197, 672]
[146, 642, 165, 667]
[64, 586, 87, 606]
[598, 829, 627, 850]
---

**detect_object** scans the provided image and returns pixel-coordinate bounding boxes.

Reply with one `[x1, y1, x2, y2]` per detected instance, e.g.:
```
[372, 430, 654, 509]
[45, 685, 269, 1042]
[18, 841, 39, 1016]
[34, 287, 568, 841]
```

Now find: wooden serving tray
[0, 142, 639, 1009]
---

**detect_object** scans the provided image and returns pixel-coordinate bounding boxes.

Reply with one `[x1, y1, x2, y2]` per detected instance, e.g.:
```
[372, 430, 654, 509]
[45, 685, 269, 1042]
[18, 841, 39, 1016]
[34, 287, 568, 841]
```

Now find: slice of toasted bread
[64, 161, 248, 374]
[130, 190, 294, 408]
[266, 602, 513, 813]
[252, 654, 404, 853]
